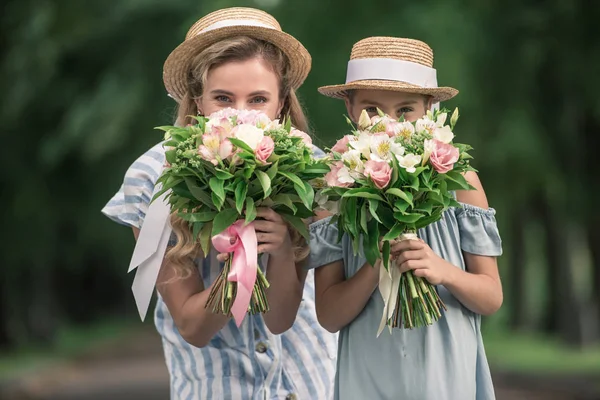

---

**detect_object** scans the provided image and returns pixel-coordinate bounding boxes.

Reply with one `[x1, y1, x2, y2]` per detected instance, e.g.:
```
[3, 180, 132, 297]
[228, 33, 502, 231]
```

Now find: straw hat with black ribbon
[163, 7, 312, 103]
[318, 37, 458, 103]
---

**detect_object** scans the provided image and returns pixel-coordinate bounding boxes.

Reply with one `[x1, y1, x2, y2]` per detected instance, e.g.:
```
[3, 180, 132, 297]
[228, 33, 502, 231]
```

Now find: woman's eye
[216, 95, 231, 102]
[250, 96, 268, 104]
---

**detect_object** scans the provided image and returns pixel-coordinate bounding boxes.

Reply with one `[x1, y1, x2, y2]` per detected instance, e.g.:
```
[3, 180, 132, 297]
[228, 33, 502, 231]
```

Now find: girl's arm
[392, 171, 503, 316]
[314, 259, 380, 333]
[133, 228, 229, 348]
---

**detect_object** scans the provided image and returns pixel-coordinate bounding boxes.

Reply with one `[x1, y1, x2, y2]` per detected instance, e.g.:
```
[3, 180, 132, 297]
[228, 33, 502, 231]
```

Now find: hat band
[345, 58, 438, 88]
[199, 19, 275, 34]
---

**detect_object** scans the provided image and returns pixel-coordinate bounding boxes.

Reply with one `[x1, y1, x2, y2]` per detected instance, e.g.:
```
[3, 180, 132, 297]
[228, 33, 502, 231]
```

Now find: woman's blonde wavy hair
[166, 36, 311, 279]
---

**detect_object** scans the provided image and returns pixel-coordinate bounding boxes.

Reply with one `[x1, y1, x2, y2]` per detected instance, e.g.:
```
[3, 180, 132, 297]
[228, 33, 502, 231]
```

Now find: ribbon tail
[129, 191, 171, 321]
[387, 264, 402, 334]
[377, 260, 393, 337]
[229, 222, 258, 327]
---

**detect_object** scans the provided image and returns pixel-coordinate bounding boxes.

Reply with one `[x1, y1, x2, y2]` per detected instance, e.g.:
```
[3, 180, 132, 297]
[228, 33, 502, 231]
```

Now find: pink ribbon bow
[211, 220, 258, 326]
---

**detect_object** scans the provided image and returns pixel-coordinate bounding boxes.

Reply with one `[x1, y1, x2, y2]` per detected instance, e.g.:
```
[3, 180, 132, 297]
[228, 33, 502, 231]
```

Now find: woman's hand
[390, 239, 455, 285]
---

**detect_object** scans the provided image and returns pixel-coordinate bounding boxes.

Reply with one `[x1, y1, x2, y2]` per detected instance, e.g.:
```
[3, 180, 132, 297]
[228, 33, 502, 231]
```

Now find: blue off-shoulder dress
[308, 204, 502, 400]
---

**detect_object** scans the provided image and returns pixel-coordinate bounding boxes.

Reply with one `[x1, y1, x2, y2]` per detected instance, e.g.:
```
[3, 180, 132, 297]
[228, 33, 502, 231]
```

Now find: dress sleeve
[454, 203, 503, 256]
[101, 142, 166, 230]
[307, 216, 344, 270]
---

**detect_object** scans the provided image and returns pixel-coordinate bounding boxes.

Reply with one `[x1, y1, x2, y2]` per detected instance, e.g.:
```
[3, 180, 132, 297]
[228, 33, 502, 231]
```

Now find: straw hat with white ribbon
[163, 7, 311, 103]
[318, 37, 458, 102]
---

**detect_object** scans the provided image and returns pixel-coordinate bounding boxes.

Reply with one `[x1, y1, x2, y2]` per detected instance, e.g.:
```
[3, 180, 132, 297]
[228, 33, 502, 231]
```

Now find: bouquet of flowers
[318, 108, 475, 333]
[153, 108, 329, 326]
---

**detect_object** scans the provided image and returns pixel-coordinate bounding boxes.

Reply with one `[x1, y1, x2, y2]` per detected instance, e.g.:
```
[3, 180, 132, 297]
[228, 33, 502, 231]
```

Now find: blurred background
[2, 0, 600, 399]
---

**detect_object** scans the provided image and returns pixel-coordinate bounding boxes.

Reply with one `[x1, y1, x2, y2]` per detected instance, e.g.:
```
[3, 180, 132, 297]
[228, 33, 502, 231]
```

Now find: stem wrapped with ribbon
[207, 220, 270, 326]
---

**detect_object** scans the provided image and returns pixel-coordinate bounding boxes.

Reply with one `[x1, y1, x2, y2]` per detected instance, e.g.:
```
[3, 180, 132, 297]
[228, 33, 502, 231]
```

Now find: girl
[310, 37, 503, 400]
[102, 8, 336, 400]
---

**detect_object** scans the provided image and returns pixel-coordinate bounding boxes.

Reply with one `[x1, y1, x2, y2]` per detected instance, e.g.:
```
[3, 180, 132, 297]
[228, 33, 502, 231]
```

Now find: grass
[484, 329, 600, 374]
[0, 318, 142, 380]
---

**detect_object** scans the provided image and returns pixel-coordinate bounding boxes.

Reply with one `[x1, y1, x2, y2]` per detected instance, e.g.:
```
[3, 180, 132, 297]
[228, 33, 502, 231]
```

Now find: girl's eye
[365, 107, 377, 114]
[250, 96, 268, 104]
[216, 95, 231, 102]
[399, 107, 414, 114]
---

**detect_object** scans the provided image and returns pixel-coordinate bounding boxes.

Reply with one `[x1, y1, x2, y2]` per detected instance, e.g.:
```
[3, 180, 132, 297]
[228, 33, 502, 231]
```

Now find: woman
[102, 8, 336, 400]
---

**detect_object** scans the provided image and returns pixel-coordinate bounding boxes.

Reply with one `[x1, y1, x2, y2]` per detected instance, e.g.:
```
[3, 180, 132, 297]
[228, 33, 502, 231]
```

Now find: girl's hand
[215, 209, 291, 261]
[390, 239, 455, 285]
[252, 208, 292, 258]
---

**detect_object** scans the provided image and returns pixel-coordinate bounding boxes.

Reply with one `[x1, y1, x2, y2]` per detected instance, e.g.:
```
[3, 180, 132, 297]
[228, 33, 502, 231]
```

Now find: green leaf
[301, 181, 315, 209]
[245, 197, 256, 224]
[390, 156, 400, 186]
[281, 214, 309, 240]
[192, 222, 203, 243]
[414, 213, 443, 229]
[414, 200, 435, 215]
[444, 170, 471, 190]
[212, 208, 239, 236]
[394, 200, 411, 213]
[272, 194, 297, 214]
[227, 137, 254, 154]
[382, 240, 391, 270]
[364, 218, 380, 267]
[152, 177, 184, 203]
[215, 169, 234, 180]
[383, 223, 406, 241]
[265, 162, 279, 181]
[360, 202, 368, 233]
[284, 116, 292, 132]
[165, 149, 177, 165]
[199, 222, 212, 256]
[385, 188, 414, 206]
[209, 177, 225, 202]
[234, 181, 248, 214]
[393, 212, 423, 224]
[342, 187, 384, 201]
[278, 170, 305, 188]
[183, 177, 215, 209]
[447, 197, 462, 208]
[407, 173, 419, 191]
[377, 206, 396, 229]
[255, 170, 271, 198]
[178, 211, 216, 222]
[211, 191, 224, 210]
[346, 197, 358, 237]
[368, 199, 382, 223]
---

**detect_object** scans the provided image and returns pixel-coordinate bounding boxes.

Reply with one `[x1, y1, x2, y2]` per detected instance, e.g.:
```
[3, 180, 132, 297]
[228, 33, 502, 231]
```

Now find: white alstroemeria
[349, 131, 372, 159]
[358, 110, 372, 130]
[342, 149, 365, 178]
[421, 139, 436, 165]
[315, 192, 340, 214]
[398, 121, 416, 139]
[436, 112, 448, 127]
[369, 134, 405, 163]
[233, 124, 265, 150]
[337, 165, 356, 184]
[433, 125, 454, 144]
[415, 118, 437, 135]
[396, 153, 422, 173]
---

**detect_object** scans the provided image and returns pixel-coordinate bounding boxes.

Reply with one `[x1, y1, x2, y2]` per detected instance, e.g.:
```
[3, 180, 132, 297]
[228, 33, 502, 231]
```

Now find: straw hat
[163, 7, 311, 103]
[318, 37, 458, 102]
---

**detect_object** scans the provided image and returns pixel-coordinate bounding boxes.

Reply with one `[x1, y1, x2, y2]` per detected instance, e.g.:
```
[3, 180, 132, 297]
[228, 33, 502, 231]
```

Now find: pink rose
[331, 135, 353, 154]
[364, 160, 392, 189]
[237, 109, 271, 127]
[324, 161, 353, 188]
[255, 136, 274, 164]
[290, 128, 313, 146]
[429, 140, 460, 173]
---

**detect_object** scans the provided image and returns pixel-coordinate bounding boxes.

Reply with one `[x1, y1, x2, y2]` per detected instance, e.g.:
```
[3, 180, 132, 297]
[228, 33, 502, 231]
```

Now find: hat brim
[163, 25, 311, 103]
[318, 80, 458, 102]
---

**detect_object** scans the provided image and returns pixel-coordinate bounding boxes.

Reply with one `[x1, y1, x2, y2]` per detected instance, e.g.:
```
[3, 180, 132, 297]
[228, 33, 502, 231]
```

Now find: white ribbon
[129, 187, 172, 321]
[376, 232, 418, 336]
[346, 58, 438, 88]
[198, 19, 274, 34]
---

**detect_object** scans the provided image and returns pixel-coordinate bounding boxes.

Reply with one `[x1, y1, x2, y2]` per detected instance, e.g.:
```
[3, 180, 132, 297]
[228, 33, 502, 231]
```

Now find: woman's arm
[133, 227, 229, 348]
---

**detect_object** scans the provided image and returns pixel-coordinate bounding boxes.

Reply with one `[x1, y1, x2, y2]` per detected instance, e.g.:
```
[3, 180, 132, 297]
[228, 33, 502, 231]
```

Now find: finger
[216, 253, 230, 262]
[257, 244, 278, 254]
[252, 220, 286, 234]
[256, 208, 283, 222]
[256, 232, 281, 244]
[397, 259, 424, 274]
[395, 250, 425, 265]
[390, 239, 425, 254]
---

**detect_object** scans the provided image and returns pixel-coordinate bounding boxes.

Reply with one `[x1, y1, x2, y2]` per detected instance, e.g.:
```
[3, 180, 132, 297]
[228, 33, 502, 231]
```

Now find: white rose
[232, 124, 265, 150]
[396, 153, 422, 173]
[433, 125, 454, 144]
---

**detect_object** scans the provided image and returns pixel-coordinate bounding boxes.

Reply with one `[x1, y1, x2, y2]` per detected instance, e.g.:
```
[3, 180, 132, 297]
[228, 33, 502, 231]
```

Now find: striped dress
[102, 142, 337, 400]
